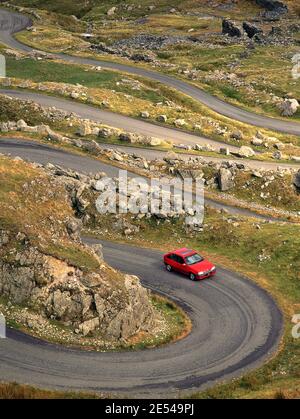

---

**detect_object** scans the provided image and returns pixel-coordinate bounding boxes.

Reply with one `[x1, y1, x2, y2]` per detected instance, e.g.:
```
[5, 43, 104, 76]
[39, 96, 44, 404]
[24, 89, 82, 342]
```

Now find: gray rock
[243, 22, 263, 38]
[79, 318, 100, 336]
[251, 137, 264, 146]
[230, 130, 244, 140]
[222, 19, 244, 37]
[107, 6, 117, 16]
[238, 146, 256, 158]
[255, 0, 288, 14]
[140, 111, 150, 119]
[66, 219, 82, 240]
[0, 238, 160, 340]
[91, 244, 104, 263]
[278, 99, 299, 117]
[157, 115, 167, 123]
[218, 168, 234, 191]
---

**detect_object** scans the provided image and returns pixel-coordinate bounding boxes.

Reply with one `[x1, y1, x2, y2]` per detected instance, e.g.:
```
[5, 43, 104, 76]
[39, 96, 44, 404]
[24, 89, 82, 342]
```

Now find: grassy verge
[124, 294, 191, 350]
[0, 382, 106, 399]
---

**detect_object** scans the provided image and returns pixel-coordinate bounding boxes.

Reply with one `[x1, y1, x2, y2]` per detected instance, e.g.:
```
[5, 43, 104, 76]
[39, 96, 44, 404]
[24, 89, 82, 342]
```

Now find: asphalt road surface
[0, 138, 283, 396]
[0, 8, 300, 137]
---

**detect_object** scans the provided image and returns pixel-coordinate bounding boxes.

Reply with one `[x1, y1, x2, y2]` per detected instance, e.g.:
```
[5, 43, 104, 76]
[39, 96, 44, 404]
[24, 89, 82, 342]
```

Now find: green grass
[5, 56, 167, 103]
[8, 0, 263, 20]
[7, 57, 120, 86]
[7, 0, 93, 18]
[45, 242, 100, 272]
[219, 85, 243, 101]
[0, 382, 105, 399]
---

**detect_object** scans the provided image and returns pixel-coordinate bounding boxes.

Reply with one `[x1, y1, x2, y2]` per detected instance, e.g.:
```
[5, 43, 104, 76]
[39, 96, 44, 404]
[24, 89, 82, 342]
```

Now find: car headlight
[211, 267, 216, 271]
[198, 272, 204, 276]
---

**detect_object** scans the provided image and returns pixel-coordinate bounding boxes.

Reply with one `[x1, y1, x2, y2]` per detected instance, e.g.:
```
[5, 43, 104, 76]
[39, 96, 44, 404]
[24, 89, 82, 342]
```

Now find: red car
[164, 248, 216, 281]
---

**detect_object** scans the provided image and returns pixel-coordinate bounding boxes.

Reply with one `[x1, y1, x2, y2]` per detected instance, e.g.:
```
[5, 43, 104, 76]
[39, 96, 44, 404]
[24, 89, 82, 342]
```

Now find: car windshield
[185, 253, 204, 265]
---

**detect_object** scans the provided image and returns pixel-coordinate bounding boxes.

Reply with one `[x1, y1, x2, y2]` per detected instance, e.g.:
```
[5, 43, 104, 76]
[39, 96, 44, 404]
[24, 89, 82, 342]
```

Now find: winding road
[0, 8, 286, 396]
[0, 8, 300, 137]
[0, 239, 282, 396]
[0, 138, 283, 395]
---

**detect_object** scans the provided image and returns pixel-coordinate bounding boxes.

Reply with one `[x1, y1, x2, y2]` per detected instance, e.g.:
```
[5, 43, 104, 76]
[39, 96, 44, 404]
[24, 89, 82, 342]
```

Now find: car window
[176, 256, 184, 264]
[185, 254, 204, 265]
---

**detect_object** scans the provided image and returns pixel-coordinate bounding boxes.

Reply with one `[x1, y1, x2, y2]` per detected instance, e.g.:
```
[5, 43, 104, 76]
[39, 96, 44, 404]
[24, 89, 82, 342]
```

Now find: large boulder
[82, 140, 102, 155]
[77, 122, 92, 137]
[66, 219, 82, 241]
[222, 19, 244, 37]
[238, 146, 256, 158]
[218, 168, 235, 191]
[243, 22, 263, 38]
[278, 99, 299, 117]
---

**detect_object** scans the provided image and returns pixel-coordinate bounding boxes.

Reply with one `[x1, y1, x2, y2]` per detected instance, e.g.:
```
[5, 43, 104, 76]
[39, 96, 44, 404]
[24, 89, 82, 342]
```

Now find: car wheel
[189, 273, 196, 281]
[166, 264, 172, 272]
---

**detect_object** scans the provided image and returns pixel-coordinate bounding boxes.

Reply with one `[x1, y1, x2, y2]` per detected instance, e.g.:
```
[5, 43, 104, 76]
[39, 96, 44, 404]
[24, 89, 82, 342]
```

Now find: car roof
[172, 248, 197, 257]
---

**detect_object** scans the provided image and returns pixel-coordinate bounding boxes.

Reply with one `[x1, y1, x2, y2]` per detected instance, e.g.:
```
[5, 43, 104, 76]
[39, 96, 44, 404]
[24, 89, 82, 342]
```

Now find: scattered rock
[218, 168, 234, 191]
[243, 22, 263, 38]
[140, 111, 150, 119]
[107, 7, 117, 16]
[278, 99, 299, 117]
[174, 119, 186, 127]
[251, 137, 264, 146]
[222, 19, 244, 38]
[230, 130, 243, 141]
[238, 146, 256, 158]
[157, 115, 167, 123]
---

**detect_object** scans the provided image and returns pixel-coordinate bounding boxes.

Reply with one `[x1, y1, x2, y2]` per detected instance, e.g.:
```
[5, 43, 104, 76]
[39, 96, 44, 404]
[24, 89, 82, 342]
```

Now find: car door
[180, 258, 191, 276]
[166, 253, 177, 271]
[175, 255, 186, 274]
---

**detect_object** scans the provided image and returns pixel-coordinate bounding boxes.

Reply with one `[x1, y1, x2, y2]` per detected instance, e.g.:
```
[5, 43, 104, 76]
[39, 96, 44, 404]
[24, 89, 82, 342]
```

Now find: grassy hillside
[8, 0, 300, 122]
[0, 155, 100, 271]
[8, 0, 263, 19]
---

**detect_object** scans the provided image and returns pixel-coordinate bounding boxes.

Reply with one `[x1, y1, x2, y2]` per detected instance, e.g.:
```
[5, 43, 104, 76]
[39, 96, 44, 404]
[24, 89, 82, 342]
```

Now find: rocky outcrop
[278, 99, 299, 116]
[0, 231, 159, 340]
[256, 0, 288, 13]
[113, 34, 189, 51]
[222, 19, 244, 38]
[243, 22, 263, 38]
